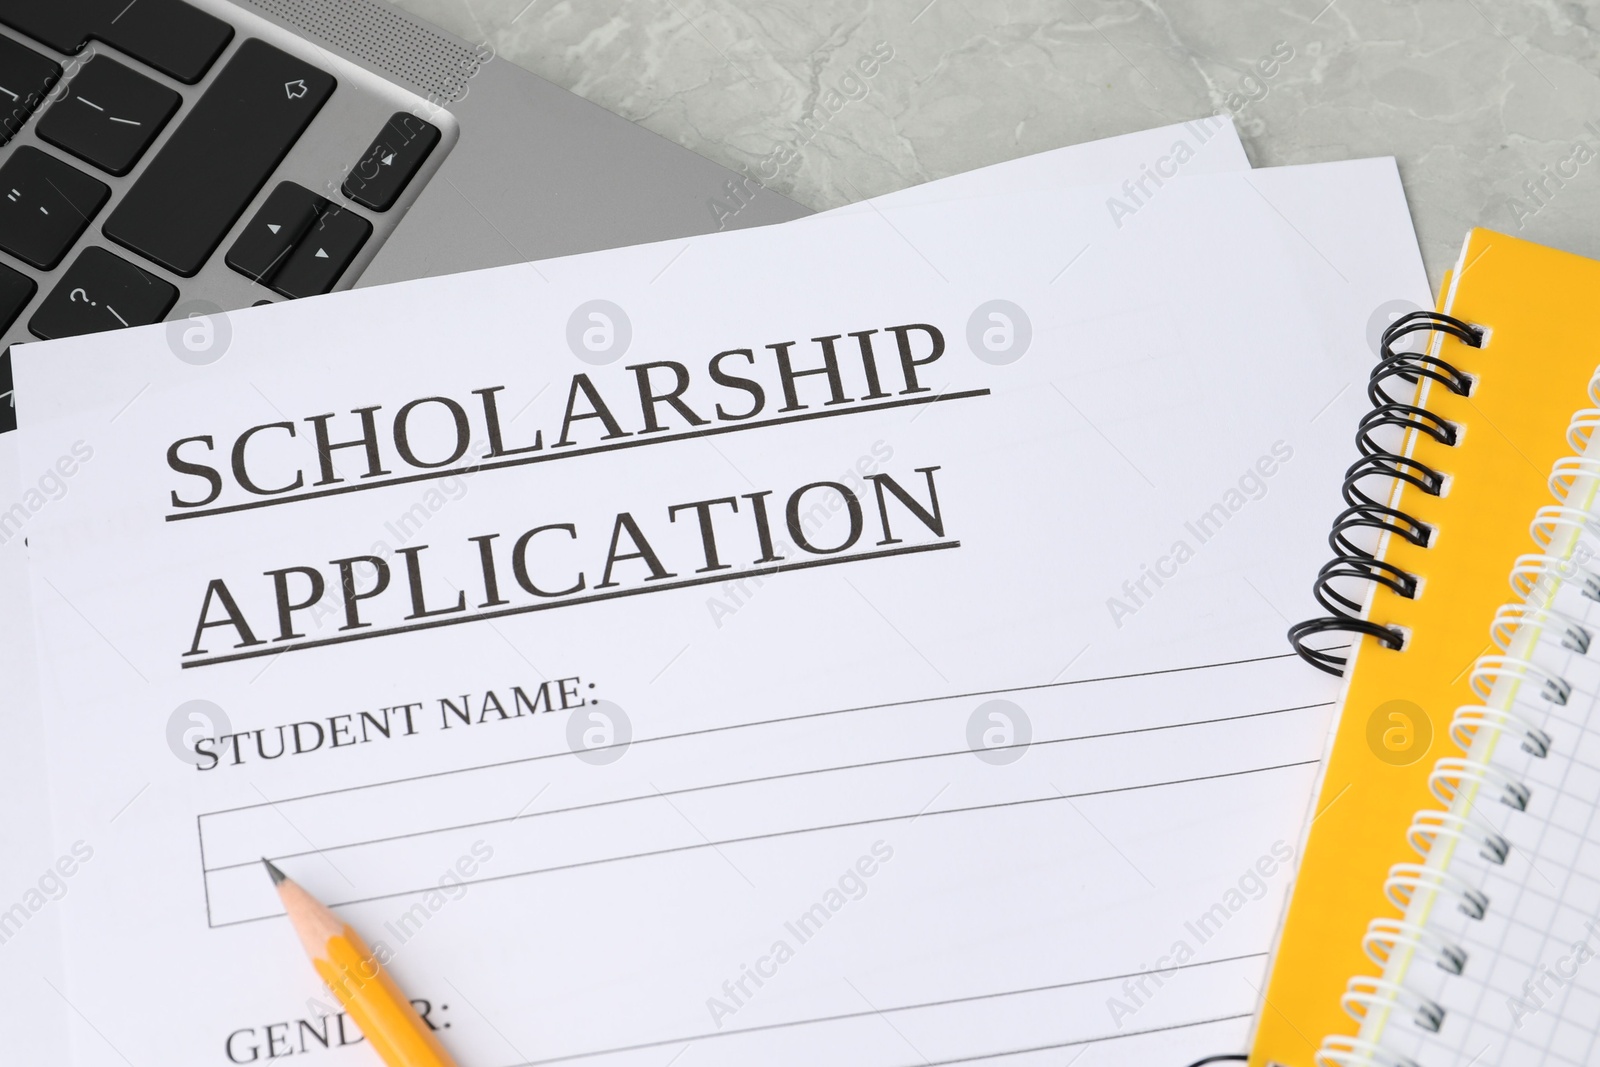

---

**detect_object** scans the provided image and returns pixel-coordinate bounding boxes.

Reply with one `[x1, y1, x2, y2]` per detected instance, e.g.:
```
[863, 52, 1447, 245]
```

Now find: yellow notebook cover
[1251, 229, 1600, 1066]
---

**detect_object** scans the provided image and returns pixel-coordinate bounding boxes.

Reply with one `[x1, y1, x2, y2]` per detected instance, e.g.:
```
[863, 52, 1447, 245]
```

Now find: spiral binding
[1289, 311, 1484, 675]
[1312, 368, 1600, 1067]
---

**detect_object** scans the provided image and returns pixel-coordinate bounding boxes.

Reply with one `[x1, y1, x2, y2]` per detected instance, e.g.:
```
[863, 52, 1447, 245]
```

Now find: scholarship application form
[16, 158, 1422, 1067]
[0, 118, 1249, 1067]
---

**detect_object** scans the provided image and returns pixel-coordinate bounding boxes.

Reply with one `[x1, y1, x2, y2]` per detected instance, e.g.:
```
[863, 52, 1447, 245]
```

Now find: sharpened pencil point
[262, 858, 288, 886]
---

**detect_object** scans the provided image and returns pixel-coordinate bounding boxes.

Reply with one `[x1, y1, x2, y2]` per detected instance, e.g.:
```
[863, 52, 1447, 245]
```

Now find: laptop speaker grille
[241, 0, 486, 104]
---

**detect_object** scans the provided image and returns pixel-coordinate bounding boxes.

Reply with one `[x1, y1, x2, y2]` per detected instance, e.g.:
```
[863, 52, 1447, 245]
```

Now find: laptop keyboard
[0, 34, 60, 142]
[103, 39, 336, 277]
[36, 56, 182, 176]
[0, 263, 31, 332]
[0, 0, 446, 432]
[0, 0, 233, 85]
[0, 147, 109, 268]
[30, 247, 178, 341]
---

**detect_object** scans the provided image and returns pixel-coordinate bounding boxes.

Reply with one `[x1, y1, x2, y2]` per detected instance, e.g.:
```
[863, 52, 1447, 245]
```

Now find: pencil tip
[262, 858, 288, 886]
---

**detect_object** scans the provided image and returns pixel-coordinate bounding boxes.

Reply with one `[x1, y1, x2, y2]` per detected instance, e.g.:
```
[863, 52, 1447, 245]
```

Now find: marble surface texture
[390, 0, 1600, 289]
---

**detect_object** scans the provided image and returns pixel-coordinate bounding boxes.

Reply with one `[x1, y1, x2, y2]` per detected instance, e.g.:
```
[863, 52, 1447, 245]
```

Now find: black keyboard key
[0, 261, 34, 333]
[0, 3, 86, 53]
[37, 56, 180, 176]
[94, 0, 232, 84]
[342, 112, 441, 211]
[0, 348, 13, 433]
[226, 181, 323, 282]
[0, 34, 61, 145]
[0, 0, 232, 84]
[270, 202, 370, 298]
[29, 247, 177, 340]
[0, 146, 109, 269]
[103, 40, 334, 277]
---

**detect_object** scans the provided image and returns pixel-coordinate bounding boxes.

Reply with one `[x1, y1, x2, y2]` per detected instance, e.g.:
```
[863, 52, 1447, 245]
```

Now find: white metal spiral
[1449, 704, 1552, 758]
[1342, 976, 1445, 1032]
[1467, 655, 1572, 704]
[1361, 918, 1466, 975]
[1489, 604, 1590, 654]
[1406, 809, 1510, 865]
[1429, 757, 1532, 811]
[1315, 1036, 1421, 1067]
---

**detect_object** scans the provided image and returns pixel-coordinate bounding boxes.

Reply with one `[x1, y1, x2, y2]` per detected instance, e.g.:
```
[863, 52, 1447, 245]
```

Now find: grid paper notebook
[1253, 229, 1600, 1067]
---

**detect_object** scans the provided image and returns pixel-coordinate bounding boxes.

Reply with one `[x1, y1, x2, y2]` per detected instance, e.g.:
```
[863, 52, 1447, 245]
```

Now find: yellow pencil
[263, 859, 460, 1067]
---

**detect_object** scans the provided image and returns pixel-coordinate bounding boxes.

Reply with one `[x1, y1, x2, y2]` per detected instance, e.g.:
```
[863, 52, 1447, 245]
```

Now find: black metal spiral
[1289, 310, 1485, 675]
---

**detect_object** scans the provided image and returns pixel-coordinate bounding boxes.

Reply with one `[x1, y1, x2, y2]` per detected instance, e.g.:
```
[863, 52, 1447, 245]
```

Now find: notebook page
[0, 118, 1247, 1065]
[15, 162, 1423, 1067]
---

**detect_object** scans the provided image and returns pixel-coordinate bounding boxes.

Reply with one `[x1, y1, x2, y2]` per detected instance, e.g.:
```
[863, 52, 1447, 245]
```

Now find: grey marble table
[391, 0, 1600, 290]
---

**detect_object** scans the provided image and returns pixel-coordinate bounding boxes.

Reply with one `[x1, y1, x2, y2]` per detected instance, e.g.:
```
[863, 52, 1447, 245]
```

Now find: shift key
[103, 40, 334, 277]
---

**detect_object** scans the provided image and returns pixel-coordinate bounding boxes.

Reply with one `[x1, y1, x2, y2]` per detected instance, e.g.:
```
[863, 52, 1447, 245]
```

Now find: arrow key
[342, 112, 441, 211]
[270, 201, 371, 299]
[225, 181, 323, 283]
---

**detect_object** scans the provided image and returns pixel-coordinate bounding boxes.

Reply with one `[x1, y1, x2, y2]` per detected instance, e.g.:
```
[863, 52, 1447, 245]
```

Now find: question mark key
[29, 247, 177, 341]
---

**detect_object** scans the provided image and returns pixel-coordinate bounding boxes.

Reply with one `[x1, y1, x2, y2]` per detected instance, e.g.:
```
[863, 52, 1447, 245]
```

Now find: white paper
[16, 160, 1428, 1067]
[0, 118, 1245, 1066]
[816, 115, 1248, 216]
[0, 435, 69, 1061]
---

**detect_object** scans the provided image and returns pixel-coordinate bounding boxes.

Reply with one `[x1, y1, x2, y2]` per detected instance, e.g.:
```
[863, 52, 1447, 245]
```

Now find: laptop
[0, 0, 810, 432]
